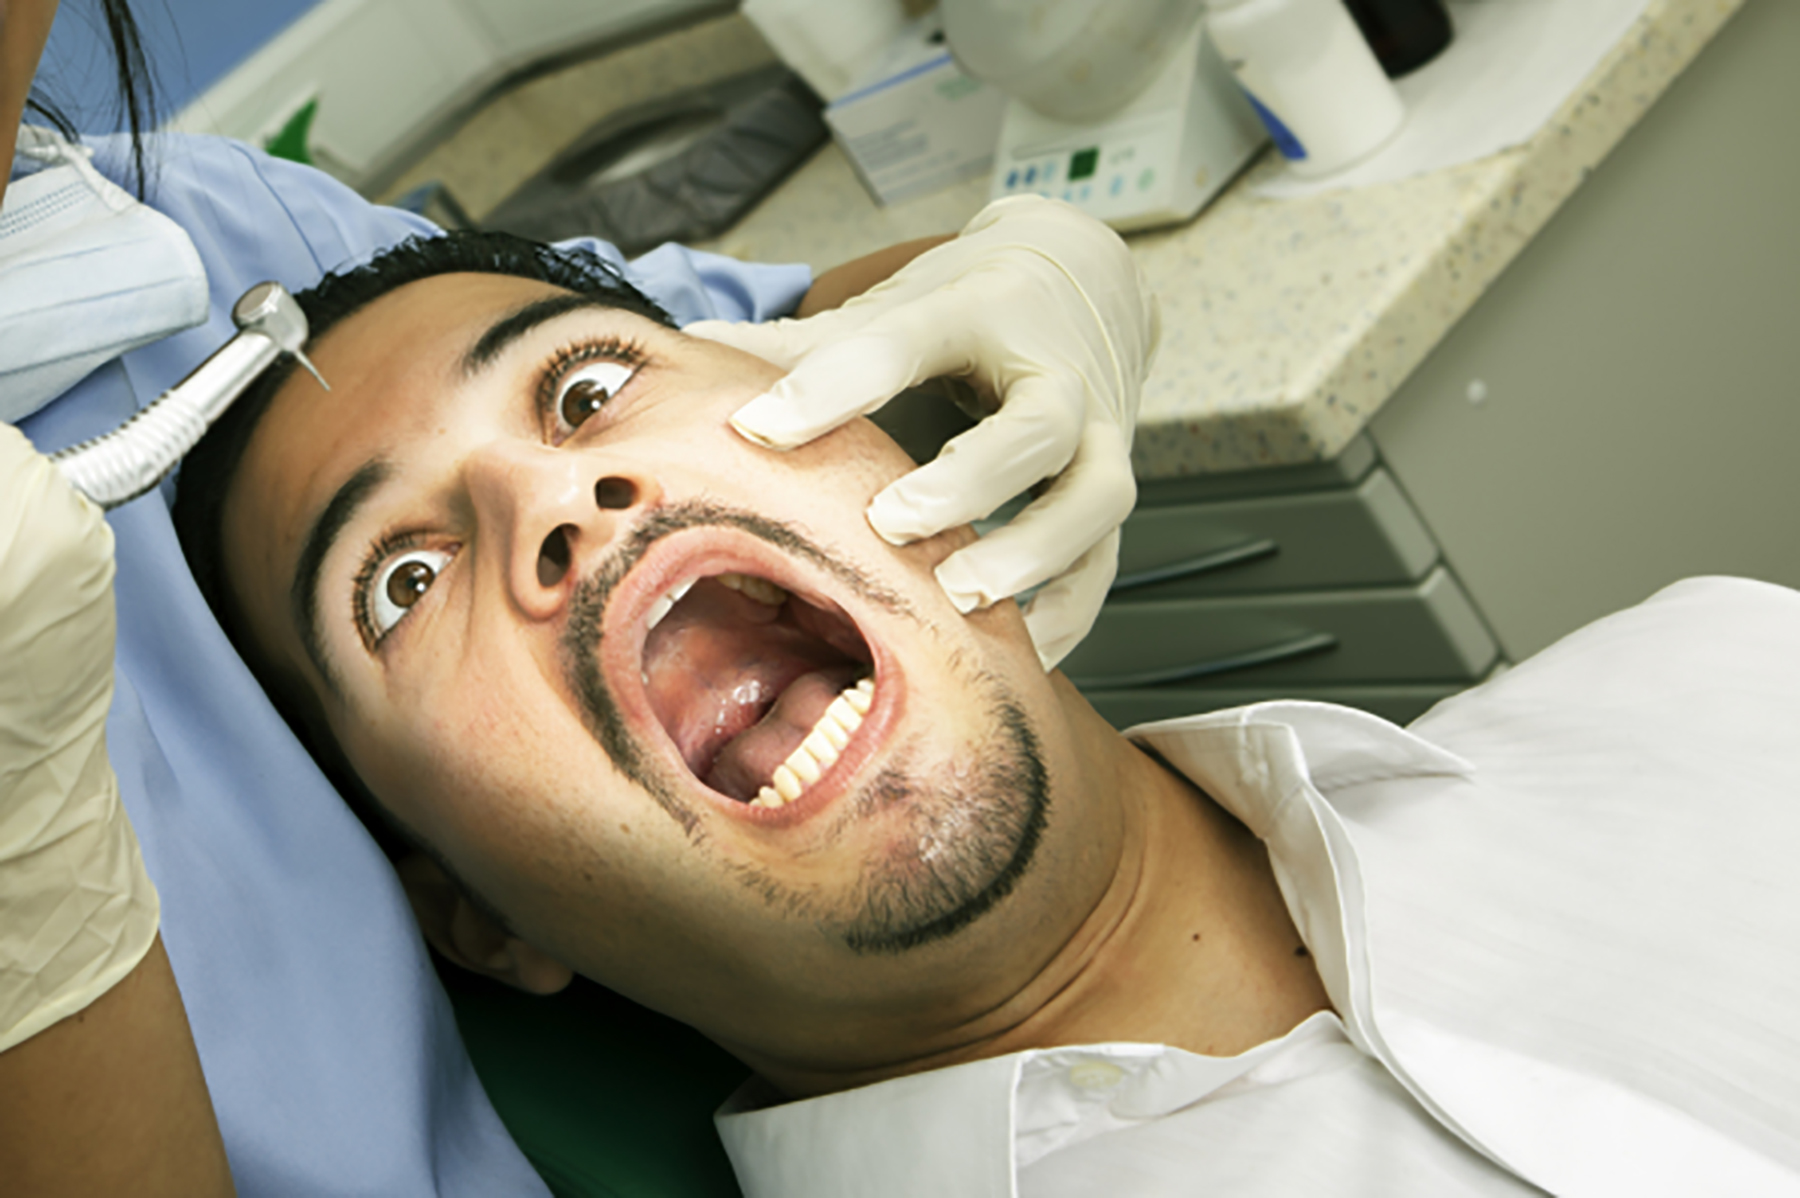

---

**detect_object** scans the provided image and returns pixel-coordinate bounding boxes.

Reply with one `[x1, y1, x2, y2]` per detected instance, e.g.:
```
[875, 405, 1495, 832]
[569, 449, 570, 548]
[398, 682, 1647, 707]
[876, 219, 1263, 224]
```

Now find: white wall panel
[456, 0, 720, 67]
[168, 0, 707, 185]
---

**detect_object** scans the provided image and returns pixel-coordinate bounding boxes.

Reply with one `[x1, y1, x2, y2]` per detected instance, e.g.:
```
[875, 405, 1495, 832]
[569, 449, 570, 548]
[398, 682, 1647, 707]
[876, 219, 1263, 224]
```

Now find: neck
[757, 681, 1330, 1097]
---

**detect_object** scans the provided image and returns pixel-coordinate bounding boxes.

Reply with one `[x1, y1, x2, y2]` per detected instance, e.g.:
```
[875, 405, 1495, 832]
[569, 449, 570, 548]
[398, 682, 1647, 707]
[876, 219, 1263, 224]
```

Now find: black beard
[798, 693, 1049, 956]
[558, 499, 1049, 955]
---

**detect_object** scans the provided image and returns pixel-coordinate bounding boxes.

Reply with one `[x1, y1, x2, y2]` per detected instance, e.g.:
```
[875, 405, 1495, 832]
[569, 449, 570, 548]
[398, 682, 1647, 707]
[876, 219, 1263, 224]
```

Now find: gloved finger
[1021, 530, 1121, 671]
[724, 329, 936, 449]
[725, 291, 986, 449]
[685, 307, 879, 370]
[865, 374, 1085, 544]
[931, 420, 1136, 611]
[727, 290, 994, 448]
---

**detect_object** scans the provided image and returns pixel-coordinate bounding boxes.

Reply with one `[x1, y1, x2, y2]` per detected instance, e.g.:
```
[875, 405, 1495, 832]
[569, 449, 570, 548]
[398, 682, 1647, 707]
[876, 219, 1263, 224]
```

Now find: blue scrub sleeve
[607, 240, 812, 326]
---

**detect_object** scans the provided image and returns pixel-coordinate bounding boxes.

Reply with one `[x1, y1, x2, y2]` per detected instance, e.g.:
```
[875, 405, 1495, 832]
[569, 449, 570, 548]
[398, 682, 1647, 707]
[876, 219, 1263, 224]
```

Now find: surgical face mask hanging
[0, 126, 210, 422]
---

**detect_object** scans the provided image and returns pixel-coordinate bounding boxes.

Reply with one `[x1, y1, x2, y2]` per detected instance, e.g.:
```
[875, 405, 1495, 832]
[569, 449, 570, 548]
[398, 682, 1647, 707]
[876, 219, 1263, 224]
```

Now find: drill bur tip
[292, 348, 331, 392]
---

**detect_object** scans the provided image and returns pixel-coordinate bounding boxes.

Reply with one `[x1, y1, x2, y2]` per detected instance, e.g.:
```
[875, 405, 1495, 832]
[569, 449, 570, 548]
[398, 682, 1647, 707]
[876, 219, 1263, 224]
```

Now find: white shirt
[716, 578, 1800, 1197]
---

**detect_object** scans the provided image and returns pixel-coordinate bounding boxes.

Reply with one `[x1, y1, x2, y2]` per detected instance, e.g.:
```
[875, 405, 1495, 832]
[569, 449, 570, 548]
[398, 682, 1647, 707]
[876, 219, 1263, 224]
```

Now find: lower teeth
[749, 677, 874, 809]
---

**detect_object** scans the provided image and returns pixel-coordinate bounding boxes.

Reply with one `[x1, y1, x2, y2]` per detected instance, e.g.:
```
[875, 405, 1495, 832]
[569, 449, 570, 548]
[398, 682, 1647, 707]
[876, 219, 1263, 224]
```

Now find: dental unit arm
[51, 281, 327, 510]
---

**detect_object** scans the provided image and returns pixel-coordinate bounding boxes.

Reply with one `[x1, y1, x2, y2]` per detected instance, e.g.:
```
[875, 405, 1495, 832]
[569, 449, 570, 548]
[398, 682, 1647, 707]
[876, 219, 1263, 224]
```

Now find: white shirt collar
[716, 702, 1473, 1198]
[1131, 702, 1472, 1049]
[717, 1054, 1021, 1198]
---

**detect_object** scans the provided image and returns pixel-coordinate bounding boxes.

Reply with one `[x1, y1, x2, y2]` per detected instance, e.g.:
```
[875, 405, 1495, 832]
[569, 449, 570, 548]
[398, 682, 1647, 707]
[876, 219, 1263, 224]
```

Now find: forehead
[247, 270, 589, 491]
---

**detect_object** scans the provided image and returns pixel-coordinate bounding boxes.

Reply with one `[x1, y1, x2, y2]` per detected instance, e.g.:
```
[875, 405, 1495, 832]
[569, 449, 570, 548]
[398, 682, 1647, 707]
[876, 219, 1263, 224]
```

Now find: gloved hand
[687, 195, 1159, 669]
[0, 423, 158, 1053]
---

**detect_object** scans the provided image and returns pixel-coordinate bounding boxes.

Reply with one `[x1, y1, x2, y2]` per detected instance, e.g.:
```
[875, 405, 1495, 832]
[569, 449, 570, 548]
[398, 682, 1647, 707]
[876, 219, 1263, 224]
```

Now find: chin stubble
[713, 683, 1050, 957]
[834, 694, 1049, 955]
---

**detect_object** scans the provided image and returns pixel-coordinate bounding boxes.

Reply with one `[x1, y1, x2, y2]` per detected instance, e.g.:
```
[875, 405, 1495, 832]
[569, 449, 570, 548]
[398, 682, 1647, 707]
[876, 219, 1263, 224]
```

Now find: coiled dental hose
[51, 281, 329, 510]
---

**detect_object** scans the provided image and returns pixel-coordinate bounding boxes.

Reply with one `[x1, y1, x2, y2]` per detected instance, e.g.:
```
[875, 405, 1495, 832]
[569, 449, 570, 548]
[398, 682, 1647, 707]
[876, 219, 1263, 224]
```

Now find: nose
[533, 475, 638, 587]
[464, 441, 659, 622]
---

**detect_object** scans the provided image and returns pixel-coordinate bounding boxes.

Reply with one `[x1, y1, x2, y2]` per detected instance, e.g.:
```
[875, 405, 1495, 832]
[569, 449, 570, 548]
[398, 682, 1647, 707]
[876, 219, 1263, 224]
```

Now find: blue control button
[1024, 165, 1038, 184]
[1061, 188, 1072, 202]
[1110, 175, 1125, 196]
[1079, 184, 1092, 201]
[1006, 169, 1020, 189]
[1044, 160, 1058, 181]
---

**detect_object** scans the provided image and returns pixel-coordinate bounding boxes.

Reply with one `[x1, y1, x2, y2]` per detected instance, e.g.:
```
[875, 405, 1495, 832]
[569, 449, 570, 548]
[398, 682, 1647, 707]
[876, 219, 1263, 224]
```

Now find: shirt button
[1068, 1060, 1126, 1091]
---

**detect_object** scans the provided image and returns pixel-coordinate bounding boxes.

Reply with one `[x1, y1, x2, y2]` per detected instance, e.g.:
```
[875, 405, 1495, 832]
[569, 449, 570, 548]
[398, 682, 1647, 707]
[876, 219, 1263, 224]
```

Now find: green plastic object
[263, 98, 318, 166]
[440, 965, 750, 1198]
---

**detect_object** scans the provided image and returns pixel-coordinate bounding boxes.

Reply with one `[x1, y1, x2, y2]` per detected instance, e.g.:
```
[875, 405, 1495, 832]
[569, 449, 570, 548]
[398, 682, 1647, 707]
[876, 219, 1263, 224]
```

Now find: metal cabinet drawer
[1114, 467, 1438, 598]
[1063, 564, 1498, 688]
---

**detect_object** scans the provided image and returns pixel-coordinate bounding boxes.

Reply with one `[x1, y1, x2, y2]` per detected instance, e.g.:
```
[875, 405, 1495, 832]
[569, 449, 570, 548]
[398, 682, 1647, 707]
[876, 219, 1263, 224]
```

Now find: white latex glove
[0, 423, 158, 1053]
[687, 195, 1159, 669]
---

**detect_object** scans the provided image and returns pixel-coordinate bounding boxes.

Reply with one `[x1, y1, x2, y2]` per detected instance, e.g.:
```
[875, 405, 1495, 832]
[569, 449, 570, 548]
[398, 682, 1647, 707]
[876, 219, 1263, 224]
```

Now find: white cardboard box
[824, 23, 1006, 207]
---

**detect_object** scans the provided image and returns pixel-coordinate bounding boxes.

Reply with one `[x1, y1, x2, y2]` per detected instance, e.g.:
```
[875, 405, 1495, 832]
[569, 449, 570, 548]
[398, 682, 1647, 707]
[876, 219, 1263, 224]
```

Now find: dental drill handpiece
[51, 281, 330, 510]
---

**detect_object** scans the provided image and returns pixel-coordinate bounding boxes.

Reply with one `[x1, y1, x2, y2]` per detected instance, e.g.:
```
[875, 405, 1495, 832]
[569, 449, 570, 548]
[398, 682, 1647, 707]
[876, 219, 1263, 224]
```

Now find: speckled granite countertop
[697, 0, 1742, 477]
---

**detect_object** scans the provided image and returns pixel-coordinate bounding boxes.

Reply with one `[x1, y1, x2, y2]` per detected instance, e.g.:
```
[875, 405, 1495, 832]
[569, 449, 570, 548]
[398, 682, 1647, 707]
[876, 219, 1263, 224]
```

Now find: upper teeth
[645, 574, 786, 633]
[718, 572, 788, 605]
[644, 579, 696, 632]
[750, 677, 875, 810]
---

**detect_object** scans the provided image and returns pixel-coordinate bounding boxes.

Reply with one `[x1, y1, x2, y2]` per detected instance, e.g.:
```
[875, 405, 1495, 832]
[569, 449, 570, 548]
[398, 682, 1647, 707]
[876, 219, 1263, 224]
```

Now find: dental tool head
[52, 280, 328, 509]
[232, 280, 330, 392]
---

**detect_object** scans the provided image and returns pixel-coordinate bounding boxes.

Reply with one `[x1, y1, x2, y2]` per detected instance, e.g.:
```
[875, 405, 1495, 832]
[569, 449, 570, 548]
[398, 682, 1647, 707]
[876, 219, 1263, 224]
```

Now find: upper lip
[595, 527, 890, 821]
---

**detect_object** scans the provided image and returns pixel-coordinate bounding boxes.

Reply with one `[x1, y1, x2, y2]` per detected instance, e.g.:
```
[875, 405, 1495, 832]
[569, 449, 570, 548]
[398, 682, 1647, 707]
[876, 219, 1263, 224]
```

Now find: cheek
[763, 417, 917, 502]
[345, 668, 573, 849]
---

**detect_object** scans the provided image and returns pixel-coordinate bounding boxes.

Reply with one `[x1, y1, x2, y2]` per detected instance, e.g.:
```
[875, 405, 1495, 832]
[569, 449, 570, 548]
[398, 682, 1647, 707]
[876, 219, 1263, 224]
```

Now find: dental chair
[441, 964, 749, 1197]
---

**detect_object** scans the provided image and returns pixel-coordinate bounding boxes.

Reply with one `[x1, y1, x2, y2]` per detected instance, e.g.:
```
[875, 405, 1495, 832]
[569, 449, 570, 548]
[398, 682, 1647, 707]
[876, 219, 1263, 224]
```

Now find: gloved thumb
[1020, 530, 1120, 671]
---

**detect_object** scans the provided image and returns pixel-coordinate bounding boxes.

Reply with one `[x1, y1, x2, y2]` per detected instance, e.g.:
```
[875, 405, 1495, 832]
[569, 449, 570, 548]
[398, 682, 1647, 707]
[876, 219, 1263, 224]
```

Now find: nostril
[537, 525, 574, 588]
[595, 477, 636, 510]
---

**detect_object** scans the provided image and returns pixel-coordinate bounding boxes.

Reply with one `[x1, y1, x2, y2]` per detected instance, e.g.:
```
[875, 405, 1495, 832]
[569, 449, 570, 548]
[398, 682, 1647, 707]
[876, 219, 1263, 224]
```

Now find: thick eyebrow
[460, 292, 621, 378]
[291, 458, 391, 697]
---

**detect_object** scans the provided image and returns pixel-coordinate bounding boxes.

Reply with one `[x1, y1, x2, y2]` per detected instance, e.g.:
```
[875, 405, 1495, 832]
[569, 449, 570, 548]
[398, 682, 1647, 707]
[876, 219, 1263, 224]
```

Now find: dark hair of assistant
[171, 230, 675, 858]
[27, 0, 157, 196]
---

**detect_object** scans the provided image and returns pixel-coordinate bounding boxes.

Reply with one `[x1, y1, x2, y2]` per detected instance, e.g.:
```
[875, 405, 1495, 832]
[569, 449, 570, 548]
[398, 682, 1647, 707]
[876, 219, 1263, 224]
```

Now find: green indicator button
[1069, 147, 1100, 181]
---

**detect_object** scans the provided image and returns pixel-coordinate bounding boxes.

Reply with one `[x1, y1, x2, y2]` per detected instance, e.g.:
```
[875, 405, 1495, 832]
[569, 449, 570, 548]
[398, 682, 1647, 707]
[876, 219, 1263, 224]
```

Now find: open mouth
[639, 570, 876, 810]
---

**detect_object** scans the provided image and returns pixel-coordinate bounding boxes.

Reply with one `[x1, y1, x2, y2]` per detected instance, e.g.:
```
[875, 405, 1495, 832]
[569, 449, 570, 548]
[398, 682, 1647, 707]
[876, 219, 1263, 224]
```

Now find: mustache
[556, 499, 909, 836]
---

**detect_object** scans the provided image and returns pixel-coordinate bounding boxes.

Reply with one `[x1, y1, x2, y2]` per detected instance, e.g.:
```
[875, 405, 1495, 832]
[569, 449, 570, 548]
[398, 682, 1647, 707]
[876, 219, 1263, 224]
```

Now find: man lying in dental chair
[164, 226, 1800, 1197]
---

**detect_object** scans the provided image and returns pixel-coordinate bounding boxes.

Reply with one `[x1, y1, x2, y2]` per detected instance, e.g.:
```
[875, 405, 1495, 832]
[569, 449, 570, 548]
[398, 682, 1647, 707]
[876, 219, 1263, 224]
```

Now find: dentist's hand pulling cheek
[685, 196, 1160, 670]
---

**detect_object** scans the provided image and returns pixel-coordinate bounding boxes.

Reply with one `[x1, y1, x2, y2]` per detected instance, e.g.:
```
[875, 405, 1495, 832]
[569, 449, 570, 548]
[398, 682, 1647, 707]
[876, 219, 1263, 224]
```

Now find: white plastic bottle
[1204, 0, 1405, 177]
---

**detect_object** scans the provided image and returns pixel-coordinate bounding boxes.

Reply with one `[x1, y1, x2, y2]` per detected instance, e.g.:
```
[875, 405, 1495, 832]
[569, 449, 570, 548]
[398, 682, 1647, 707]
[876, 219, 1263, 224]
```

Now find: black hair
[26, 0, 158, 198]
[172, 229, 675, 858]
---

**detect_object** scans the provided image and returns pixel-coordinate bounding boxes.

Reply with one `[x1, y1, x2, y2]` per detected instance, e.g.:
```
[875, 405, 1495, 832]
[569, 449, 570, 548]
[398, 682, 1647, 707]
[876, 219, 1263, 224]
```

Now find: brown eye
[550, 360, 635, 439]
[560, 379, 606, 429]
[370, 548, 454, 637]
[386, 559, 435, 608]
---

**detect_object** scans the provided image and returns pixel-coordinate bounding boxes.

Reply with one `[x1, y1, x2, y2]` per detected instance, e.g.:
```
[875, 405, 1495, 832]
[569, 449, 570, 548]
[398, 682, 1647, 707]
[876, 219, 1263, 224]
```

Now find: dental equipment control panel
[53, 282, 327, 510]
[987, 22, 1267, 232]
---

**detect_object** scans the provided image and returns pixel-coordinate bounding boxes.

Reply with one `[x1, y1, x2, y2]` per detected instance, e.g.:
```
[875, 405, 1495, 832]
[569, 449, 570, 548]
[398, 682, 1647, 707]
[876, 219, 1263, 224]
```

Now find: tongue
[703, 669, 856, 800]
[641, 580, 857, 797]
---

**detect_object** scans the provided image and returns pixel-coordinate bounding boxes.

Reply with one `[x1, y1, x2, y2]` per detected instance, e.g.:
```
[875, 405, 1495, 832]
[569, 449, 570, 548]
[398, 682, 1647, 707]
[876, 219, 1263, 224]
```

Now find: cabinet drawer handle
[1070, 631, 1337, 690]
[1110, 537, 1278, 594]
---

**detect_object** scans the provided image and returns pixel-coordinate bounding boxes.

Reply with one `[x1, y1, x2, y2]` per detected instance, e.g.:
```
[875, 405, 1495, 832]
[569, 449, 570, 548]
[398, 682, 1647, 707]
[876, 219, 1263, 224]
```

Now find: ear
[395, 853, 574, 996]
